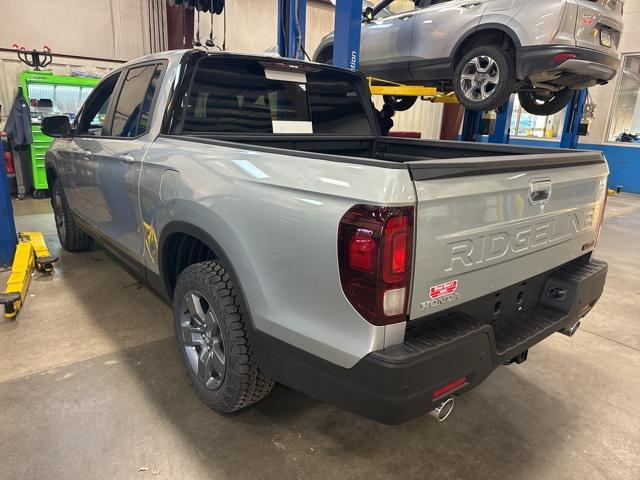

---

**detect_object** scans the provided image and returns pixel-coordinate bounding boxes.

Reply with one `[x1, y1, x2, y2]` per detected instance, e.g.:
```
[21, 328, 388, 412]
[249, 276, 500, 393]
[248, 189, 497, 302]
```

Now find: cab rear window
[182, 57, 373, 135]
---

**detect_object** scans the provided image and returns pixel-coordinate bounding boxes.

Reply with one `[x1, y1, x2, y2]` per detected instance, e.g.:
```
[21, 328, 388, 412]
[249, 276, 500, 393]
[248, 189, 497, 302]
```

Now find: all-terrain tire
[173, 260, 274, 414]
[51, 178, 93, 252]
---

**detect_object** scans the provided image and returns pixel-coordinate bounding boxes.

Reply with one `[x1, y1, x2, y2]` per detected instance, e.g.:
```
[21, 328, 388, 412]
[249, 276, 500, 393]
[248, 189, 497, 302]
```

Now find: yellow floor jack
[0, 232, 58, 319]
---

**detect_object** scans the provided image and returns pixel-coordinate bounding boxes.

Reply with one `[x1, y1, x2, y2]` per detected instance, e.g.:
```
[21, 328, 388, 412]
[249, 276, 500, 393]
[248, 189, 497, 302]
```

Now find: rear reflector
[432, 377, 466, 399]
[553, 53, 577, 63]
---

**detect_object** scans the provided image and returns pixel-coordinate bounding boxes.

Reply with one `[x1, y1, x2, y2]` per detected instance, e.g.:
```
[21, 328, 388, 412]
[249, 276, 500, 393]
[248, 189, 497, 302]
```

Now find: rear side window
[111, 64, 163, 138]
[183, 58, 372, 135]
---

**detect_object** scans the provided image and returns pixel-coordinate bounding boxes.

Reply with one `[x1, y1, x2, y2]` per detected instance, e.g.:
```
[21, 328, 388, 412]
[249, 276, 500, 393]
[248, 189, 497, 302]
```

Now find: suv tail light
[338, 205, 414, 326]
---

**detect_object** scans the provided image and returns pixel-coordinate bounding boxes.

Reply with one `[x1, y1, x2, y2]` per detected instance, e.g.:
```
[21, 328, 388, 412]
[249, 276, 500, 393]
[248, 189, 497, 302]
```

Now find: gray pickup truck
[42, 50, 608, 424]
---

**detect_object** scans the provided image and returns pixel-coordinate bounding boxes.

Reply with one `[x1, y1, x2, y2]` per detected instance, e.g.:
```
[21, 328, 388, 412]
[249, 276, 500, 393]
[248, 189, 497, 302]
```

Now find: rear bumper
[254, 257, 608, 424]
[518, 45, 620, 81]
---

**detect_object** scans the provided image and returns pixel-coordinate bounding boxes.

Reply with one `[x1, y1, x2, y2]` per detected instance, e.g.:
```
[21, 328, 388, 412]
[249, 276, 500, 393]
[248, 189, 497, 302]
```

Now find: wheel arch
[45, 162, 59, 189]
[313, 38, 334, 63]
[452, 24, 520, 70]
[159, 222, 223, 296]
[158, 221, 254, 312]
[158, 220, 263, 342]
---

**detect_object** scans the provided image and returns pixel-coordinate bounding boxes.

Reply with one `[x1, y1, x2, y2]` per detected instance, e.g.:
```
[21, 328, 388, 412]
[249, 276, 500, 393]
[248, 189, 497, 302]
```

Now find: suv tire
[51, 179, 93, 252]
[173, 260, 274, 414]
[453, 45, 515, 112]
[518, 88, 574, 116]
[383, 95, 418, 112]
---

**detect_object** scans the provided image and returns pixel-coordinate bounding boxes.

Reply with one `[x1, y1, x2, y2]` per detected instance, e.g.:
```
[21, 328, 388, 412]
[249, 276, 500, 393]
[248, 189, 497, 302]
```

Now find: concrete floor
[1, 195, 639, 480]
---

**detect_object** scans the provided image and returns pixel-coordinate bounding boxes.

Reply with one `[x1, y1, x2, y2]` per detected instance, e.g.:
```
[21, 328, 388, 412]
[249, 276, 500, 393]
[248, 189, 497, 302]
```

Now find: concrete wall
[195, 0, 333, 58]
[0, 0, 166, 61]
[0, 0, 167, 127]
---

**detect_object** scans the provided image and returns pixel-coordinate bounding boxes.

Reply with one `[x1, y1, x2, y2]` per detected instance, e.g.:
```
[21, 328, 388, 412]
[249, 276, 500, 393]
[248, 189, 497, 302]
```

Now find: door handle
[119, 153, 136, 165]
[461, 2, 482, 8]
[398, 14, 413, 20]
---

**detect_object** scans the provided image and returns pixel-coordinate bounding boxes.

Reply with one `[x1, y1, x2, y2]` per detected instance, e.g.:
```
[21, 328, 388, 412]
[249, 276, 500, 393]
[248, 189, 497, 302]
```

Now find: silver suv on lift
[314, 0, 624, 114]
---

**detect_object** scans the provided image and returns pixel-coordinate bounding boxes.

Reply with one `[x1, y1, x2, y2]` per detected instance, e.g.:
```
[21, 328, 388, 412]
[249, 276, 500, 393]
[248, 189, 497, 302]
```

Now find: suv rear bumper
[254, 257, 607, 424]
[518, 45, 620, 82]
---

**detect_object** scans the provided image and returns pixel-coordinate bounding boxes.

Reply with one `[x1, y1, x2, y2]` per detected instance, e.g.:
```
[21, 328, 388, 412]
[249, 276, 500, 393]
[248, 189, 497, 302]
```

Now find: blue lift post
[460, 110, 483, 142]
[461, 95, 515, 143]
[0, 139, 17, 267]
[277, 0, 307, 59]
[489, 95, 515, 144]
[560, 88, 588, 149]
[333, 0, 363, 71]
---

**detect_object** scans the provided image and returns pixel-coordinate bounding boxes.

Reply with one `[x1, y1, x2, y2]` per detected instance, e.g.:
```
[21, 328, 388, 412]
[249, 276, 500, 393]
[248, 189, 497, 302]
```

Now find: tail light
[338, 205, 414, 326]
[594, 187, 608, 248]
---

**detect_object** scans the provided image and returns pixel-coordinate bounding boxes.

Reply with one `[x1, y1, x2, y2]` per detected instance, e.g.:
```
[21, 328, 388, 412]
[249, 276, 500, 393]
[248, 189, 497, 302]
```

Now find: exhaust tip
[560, 320, 581, 337]
[429, 397, 455, 422]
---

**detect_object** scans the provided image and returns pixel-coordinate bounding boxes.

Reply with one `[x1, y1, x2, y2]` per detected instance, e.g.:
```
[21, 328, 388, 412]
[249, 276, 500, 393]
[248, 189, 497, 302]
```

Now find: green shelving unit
[19, 71, 100, 197]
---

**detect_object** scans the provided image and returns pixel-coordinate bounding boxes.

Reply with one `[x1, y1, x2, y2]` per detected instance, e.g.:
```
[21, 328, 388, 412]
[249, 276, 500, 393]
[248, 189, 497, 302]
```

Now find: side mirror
[41, 115, 71, 138]
[362, 6, 375, 22]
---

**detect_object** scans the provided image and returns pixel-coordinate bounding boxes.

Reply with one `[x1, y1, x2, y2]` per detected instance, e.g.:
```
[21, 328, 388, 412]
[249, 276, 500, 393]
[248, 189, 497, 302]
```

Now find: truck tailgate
[408, 154, 608, 320]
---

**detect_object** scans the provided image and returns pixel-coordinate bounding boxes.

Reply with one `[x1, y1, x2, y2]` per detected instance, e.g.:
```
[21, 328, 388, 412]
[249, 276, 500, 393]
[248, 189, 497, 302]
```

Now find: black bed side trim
[408, 152, 605, 181]
[158, 134, 408, 169]
[158, 134, 605, 179]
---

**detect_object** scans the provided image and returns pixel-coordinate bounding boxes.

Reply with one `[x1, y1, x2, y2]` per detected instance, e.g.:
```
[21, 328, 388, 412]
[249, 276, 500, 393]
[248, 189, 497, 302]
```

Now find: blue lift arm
[0, 139, 17, 267]
[333, 0, 363, 71]
[560, 89, 588, 149]
[277, 0, 307, 59]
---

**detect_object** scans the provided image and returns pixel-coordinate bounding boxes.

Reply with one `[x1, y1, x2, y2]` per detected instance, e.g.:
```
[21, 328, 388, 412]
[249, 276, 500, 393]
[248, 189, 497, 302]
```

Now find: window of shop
[509, 95, 566, 139]
[607, 54, 640, 144]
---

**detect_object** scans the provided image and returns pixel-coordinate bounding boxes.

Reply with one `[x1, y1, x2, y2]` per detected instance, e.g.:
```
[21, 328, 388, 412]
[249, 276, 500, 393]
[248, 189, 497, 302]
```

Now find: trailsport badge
[420, 280, 460, 310]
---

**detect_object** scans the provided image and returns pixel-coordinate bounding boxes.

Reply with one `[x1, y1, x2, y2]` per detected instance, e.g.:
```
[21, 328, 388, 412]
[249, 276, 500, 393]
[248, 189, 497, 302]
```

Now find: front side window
[75, 73, 120, 136]
[183, 58, 372, 135]
[111, 64, 163, 138]
[607, 54, 640, 143]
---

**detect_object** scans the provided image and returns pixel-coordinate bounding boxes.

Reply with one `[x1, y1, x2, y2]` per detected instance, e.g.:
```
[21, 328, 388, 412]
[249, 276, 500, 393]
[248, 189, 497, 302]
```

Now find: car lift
[279, 0, 587, 148]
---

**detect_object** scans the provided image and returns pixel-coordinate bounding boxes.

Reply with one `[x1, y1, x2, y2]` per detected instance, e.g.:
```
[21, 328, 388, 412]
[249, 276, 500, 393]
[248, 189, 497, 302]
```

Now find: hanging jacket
[5, 88, 33, 146]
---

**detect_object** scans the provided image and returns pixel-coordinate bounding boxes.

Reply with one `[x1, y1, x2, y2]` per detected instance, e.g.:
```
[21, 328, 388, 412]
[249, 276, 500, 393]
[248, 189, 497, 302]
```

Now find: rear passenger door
[76, 62, 164, 266]
[360, 0, 423, 80]
[409, 0, 490, 80]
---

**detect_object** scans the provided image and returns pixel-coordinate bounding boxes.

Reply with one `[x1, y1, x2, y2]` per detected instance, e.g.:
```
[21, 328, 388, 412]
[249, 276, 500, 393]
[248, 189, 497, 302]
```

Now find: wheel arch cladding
[45, 164, 58, 189]
[159, 222, 221, 295]
[158, 223, 256, 324]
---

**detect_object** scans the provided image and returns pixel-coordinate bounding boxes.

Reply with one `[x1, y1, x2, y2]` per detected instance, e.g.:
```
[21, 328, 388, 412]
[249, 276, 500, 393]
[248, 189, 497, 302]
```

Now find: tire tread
[174, 260, 274, 414]
[52, 179, 93, 252]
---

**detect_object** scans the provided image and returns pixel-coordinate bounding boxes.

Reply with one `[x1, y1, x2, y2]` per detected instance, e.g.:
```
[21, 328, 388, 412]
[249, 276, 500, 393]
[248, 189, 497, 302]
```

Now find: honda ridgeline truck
[42, 50, 608, 424]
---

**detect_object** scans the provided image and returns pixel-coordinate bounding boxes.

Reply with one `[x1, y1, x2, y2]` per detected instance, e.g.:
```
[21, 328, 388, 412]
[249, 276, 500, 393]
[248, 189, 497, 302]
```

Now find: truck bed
[165, 133, 604, 180]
